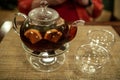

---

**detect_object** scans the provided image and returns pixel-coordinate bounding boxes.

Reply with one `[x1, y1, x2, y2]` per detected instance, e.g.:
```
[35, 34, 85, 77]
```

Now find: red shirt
[18, 0, 103, 22]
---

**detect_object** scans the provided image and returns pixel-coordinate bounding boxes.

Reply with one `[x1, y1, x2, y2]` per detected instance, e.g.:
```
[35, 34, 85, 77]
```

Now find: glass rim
[76, 43, 110, 57]
[87, 29, 115, 42]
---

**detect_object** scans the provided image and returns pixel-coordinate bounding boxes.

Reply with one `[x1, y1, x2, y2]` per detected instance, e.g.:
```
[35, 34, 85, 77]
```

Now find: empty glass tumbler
[87, 29, 115, 52]
[75, 44, 110, 74]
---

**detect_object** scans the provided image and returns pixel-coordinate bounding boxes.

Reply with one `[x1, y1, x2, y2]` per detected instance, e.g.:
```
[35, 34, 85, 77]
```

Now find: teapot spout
[72, 20, 85, 26]
[66, 20, 85, 42]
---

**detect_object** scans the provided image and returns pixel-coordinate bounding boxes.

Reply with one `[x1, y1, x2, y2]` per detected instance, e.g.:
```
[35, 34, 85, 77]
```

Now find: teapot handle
[13, 12, 27, 35]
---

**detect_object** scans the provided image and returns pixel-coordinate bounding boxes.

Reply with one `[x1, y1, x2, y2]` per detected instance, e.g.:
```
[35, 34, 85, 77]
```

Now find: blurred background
[0, 0, 120, 23]
[95, 0, 120, 22]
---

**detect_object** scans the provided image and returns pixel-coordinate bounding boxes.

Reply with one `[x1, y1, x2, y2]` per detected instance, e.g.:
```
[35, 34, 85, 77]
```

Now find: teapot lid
[28, 0, 59, 25]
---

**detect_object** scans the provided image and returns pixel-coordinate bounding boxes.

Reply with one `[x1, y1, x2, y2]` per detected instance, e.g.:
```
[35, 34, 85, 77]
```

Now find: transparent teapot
[13, 0, 85, 72]
[13, 0, 85, 54]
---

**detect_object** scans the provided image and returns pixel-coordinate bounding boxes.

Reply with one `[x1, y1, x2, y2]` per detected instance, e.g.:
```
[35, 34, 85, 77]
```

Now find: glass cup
[75, 44, 110, 74]
[87, 29, 115, 52]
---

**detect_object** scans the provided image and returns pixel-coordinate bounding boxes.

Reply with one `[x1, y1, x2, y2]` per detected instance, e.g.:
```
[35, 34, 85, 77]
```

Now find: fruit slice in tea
[24, 29, 42, 44]
[44, 29, 62, 43]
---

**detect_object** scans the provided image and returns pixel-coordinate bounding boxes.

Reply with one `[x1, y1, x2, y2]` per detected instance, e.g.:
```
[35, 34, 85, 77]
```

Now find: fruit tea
[20, 18, 77, 52]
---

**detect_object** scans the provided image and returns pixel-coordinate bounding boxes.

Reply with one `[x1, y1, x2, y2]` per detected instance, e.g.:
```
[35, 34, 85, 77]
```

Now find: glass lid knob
[28, 0, 59, 25]
[38, 0, 52, 20]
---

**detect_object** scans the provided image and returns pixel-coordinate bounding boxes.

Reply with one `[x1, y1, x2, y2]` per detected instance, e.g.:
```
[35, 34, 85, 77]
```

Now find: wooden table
[86, 21, 120, 36]
[0, 9, 120, 80]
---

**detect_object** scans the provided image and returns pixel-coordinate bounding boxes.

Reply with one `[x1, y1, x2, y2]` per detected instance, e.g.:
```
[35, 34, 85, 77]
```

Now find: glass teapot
[13, 0, 85, 54]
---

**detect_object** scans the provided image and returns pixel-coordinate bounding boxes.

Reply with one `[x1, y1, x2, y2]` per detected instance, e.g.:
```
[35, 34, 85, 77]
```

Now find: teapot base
[26, 52, 65, 72]
[22, 43, 69, 72]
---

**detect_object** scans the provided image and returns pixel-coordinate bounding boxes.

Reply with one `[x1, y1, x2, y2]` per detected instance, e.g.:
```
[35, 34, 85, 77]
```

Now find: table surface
[0, 9, 120, 80]
[0, 25, 120, 80]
